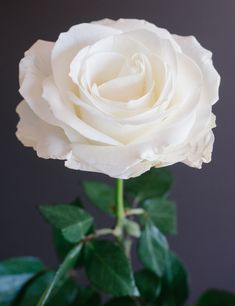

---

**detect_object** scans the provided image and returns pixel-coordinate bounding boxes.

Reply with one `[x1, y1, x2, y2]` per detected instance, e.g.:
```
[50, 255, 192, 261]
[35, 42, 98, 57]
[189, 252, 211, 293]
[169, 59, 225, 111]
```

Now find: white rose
[16, 18, 220, 179]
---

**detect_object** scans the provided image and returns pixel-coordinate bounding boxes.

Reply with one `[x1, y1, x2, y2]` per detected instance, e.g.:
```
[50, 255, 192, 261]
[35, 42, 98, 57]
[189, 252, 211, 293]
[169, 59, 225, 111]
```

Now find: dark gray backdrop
[1, 0, 234, 302]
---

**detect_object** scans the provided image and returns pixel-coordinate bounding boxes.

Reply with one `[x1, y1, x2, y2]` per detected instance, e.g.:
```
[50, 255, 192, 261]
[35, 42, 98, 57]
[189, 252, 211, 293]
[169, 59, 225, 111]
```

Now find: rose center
[94, 53, 150, 102]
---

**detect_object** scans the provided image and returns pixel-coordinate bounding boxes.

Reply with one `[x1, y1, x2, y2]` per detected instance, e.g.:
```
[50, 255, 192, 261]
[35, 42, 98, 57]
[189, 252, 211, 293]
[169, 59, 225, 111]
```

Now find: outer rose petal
[16, 101, 71, 159]
[94, 18, 181, 51]
[66, 143, 152, 179]
[173, 35, 221, 105]
[19, 40, 84, 143]
[66, 139, 188, 179]
[172, 35, 220, 166]
[19, 40, 57, 126]
[182, 115, 216, 168]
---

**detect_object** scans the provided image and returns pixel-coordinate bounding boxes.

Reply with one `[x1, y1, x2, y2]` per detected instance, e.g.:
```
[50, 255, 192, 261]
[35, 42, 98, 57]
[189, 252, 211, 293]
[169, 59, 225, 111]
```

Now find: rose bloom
[16, 19, 220, 179]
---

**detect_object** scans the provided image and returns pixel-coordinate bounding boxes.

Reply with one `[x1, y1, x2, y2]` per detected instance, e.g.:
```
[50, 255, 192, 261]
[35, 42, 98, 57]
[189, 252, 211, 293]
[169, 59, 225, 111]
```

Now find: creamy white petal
[183, 130, 215, 168]
[66, 140, 187, 179]
[131, 91, 198, 147]
[172, 35, 219, 167]
[19, 40, 54, 86]
[16, 101, 71, 159]
[69, 91, 157, 144]
[98, 73, 145, 101]
[51, 23, 121, 96]
[66, 143, 148, 179]
[42, 77, 121, 145]
[19, 40, 84, 143]
[94, 18, 181, 51]
[173, 35, 220, 105]
[70, 34, 169, 118]
[19, 40, 57, 125]
[70, 51, 125, 90]
[126, 29, 180, 71]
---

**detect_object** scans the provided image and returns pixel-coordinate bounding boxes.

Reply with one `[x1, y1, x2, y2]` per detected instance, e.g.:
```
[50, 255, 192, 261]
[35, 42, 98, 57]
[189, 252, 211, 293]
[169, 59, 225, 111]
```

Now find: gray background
[1, 0, 234, 302]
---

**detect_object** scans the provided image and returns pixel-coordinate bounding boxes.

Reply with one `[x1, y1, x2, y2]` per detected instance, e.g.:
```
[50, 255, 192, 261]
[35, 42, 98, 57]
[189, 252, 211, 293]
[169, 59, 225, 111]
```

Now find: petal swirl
[16, 19, 220, 178]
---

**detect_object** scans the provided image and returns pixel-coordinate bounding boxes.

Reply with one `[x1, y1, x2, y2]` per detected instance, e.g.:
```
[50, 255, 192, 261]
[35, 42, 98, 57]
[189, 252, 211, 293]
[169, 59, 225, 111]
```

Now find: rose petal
[66, 142, 148, 179]
[173, 35, 220, 105]
[42, 77, 121, 145]
[69, 91, 156, 144]
[94, 18, 181, 51]
[19, 40, 57, 125]
[16, 101, 71, 159]
[70, 50, 125, 90]
[51, 23, 121, 96]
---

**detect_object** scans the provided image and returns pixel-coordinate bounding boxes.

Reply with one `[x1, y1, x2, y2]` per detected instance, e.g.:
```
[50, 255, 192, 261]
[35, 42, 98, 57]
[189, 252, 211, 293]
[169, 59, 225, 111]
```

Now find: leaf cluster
[0, 168, 232, 306]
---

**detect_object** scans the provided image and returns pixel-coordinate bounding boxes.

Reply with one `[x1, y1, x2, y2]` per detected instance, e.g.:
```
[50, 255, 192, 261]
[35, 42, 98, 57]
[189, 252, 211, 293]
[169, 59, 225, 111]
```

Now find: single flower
[16, 18, 220, 178]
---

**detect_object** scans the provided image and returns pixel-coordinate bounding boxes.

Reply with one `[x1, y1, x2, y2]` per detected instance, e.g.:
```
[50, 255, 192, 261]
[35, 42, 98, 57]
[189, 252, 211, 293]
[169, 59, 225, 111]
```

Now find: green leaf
[134, 269, 161, 303]
[40, 204, 93, 243]
[53, 231, 86, 267]
[51, 198, 93, 262]
[125, 168, 172, 202]
[37, 243, 82, 306]
[84, 240, 138, 296]
[142, 198, 177, 234]
[70, 197, 84, 208]
[123, 219, 141, 238]
[0, 257, 44, 306]
[138, 222, 169, 276]
[83, 181, 115, 214]
[53, 229, 76, 262]
[157, 252, 189, 306]
[103, 297, 137, 306]
[73, 286, 102, 306]
[18, 272, 78, 306]
[196, 289, 235, 306]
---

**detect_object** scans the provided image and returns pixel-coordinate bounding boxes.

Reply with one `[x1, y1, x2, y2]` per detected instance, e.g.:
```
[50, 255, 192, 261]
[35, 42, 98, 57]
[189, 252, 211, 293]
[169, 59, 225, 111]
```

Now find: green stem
[95, 228, 114, 237]
[83, 228, 115, 242]
[125, 208, 145, 216]
[115, 178, 125, 237]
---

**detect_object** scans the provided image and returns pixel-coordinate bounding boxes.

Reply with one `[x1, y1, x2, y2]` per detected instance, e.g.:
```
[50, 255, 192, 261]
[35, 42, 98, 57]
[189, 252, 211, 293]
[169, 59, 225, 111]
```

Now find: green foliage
[73, 286, 102, 306]
[83, 181, 115, 214]
[141, 198, 177, 235]
[37, 244, 82, 306]
[125, 168, 173, 202]
[51, 198, 86, 261]
[84, 240, 138, 297]
[53, 229, 76, 262]
[0, 257, 44, 306]
[135, 269, 161, 304]
[4, 167, 230, 306]
[40, 204, 93, 243]
[196, 289, 235, 306]
[18, 272, 77, 306]
[138, 222, 169, 276]
[103, 297, 137, 306]
[156, 252, 189, 306]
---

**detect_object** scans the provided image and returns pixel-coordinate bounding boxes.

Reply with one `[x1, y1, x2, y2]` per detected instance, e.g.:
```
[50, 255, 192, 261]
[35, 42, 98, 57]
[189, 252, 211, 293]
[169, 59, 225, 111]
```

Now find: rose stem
[115, 178, 125, 239]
